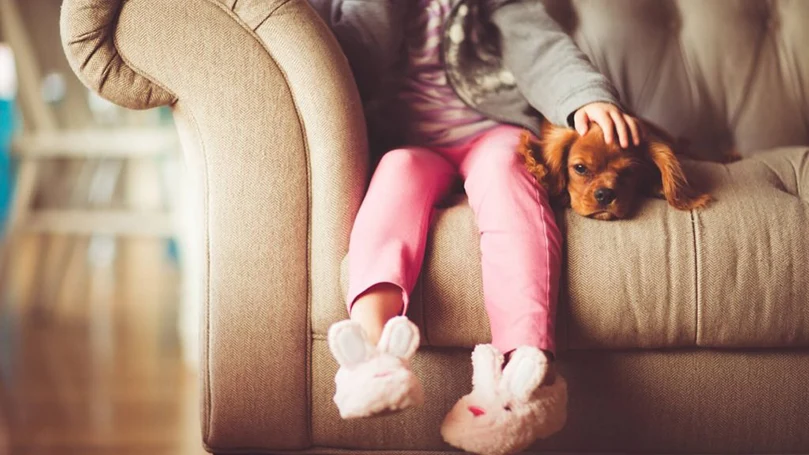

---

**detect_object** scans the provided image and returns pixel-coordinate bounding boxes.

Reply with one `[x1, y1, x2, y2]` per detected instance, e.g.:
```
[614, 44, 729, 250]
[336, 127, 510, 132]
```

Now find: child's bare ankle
[350, 284, 406, 345]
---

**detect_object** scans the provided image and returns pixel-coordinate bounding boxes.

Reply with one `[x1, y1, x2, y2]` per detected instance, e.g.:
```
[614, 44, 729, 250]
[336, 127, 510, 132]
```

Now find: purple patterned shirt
[398, 0, 498, 147]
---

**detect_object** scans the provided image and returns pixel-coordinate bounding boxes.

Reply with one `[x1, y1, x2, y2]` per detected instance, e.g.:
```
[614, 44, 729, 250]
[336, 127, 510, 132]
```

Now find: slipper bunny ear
[471, 344, 504, 397]
[377, 316, 420, 360]
[501, 347, 549, 402]
[328, 321, 374, 369]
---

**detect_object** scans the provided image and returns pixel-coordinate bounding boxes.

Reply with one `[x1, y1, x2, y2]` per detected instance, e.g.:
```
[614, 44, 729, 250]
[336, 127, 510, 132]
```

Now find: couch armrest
[61, 0, 368, 452]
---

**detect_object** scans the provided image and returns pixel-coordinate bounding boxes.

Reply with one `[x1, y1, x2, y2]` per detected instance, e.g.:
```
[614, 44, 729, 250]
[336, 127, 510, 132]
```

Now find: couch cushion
[333, 147, 809, 350]
[693, 148, 809, 347]
[312, 340, 809, 453]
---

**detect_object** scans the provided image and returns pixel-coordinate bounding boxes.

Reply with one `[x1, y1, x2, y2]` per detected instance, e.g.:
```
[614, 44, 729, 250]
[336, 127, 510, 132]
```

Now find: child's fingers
[610, 110, 630, 148]
[574, 109, 590, 136]
[593, 111, 615, 145]
[624, 115, 641, 146]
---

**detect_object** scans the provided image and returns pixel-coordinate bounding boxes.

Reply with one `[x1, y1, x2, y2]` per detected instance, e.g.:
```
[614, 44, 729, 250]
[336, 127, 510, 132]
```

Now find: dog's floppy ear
[645, 140, 711, 211]
[518, 132, 549, 183]
[517, 122, 578, 203]
[539, 122, 579, 198]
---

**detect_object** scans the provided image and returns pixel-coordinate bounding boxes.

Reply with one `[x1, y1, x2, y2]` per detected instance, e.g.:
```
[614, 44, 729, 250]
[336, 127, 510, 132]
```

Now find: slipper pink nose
[468, 406, 485, 417]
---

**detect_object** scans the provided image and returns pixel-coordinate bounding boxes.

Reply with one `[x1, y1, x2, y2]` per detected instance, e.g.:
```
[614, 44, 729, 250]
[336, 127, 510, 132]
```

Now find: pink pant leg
[347, 147, 456, 314]
[457, 125, 562, 355]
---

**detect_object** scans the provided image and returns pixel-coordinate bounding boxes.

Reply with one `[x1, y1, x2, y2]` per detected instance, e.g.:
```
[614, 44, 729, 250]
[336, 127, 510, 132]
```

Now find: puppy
[518, 120, 711, 220]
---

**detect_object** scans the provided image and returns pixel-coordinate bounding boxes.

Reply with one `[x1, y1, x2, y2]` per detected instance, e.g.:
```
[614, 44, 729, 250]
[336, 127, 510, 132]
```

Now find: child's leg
[351, 283, 406, 345]
[329, 147, 455, 419]
[440, 125, 566, 453]
[458, 125, 562, 356]
[346, 147, 456, 341]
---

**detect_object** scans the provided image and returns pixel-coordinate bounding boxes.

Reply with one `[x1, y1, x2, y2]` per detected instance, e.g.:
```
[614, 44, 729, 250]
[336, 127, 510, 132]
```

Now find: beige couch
[60, 0, 809, 453]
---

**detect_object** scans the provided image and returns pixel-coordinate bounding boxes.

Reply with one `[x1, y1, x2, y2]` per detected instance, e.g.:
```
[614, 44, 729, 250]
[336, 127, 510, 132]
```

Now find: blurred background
[0, 0, 204, 453]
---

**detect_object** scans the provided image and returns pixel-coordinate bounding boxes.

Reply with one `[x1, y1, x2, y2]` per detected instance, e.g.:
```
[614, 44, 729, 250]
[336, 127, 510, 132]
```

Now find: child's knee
[374, 148, 454, 195]
[378, 148, 438, 174]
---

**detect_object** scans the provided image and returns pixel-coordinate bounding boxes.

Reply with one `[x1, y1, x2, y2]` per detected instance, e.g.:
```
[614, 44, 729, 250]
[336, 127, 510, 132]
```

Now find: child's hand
[573, 102, 642, 148]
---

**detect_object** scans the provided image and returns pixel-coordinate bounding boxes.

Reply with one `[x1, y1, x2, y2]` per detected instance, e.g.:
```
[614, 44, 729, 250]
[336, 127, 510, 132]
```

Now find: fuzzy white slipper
[328, 316, 424, 419]
[440, 345, 567, 455]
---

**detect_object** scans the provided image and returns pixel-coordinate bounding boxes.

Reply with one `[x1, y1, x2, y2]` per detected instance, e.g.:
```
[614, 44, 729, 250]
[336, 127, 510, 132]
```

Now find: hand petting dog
[519, 109, 711, 220]
[573, 102, 643, 149]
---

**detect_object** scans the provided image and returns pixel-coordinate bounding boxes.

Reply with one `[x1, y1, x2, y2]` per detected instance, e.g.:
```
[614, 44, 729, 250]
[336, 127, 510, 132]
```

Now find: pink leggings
[347, 125, 561, 355]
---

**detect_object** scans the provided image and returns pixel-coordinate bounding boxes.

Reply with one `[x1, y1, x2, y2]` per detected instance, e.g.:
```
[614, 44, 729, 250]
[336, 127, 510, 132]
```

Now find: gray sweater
[312, 0, 620, 144]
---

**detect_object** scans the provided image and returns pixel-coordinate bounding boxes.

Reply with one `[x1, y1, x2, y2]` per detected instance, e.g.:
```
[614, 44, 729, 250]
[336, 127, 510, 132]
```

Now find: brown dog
[518, 120, 711, 220]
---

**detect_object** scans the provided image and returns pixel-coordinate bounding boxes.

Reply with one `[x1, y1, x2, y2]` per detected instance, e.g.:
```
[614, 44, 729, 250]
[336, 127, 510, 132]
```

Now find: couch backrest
[545, 0, 809, 159]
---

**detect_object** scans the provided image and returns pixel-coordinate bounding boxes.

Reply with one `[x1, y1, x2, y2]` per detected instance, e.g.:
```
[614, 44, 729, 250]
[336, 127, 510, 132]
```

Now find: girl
[321, 1, 641, 452]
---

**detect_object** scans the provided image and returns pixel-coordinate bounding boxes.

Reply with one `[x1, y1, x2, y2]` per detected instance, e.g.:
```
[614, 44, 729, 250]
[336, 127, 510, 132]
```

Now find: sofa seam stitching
[180, 104, 212, 444]
[251, 2, 287, 32]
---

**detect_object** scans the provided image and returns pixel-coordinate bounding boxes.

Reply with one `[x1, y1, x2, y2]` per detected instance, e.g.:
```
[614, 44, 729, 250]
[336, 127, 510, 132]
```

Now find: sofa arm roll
[61, 0, 369, 451]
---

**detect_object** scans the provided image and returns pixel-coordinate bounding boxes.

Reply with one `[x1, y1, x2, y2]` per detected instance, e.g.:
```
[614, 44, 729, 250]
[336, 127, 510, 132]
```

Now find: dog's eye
[573, 164, 588, 175]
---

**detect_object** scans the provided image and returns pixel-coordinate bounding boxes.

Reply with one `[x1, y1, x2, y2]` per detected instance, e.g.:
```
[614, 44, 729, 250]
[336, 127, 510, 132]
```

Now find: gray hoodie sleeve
[328, 0, 406, 102]
[490, 1, 621, 126]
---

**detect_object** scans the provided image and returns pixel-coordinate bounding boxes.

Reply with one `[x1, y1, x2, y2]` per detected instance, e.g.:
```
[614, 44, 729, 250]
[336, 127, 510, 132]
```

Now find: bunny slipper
[441, 345, 567, 455]
[328, 316, 425, 419]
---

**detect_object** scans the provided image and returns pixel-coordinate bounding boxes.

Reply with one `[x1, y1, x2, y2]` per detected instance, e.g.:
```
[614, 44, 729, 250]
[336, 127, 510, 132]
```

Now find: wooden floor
[0, 235, 206, 455]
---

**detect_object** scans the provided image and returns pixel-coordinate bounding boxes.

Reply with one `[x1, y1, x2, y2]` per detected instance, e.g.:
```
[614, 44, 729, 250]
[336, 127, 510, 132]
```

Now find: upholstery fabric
[62, 0, 366, 450]
[313, 339, 809, 453]
[334, 148, 809, 350]
[113, 1, 311, 449]
[60, 0, 177, 109]
[60, 0, 809, 453]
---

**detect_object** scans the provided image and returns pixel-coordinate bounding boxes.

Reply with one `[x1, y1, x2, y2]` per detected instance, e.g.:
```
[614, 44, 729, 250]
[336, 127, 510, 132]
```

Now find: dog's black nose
[594, 188, 616, 205]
